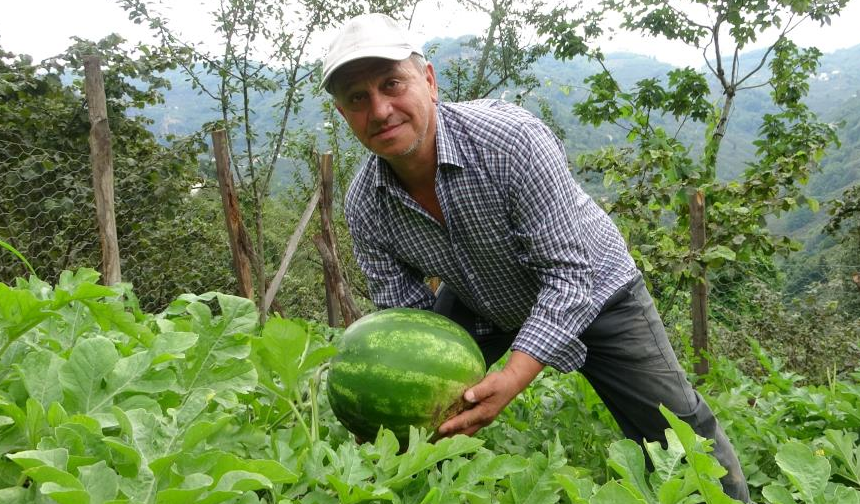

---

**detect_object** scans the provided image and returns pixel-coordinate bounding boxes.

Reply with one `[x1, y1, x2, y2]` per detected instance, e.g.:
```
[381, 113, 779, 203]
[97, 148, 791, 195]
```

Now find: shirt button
[468, 273, 476, 280]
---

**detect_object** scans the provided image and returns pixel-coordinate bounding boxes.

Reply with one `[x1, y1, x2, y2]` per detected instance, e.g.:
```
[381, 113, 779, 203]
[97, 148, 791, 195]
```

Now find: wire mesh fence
[706, 259, 860, 380]
[2, 132, 857, 353]
[0, 138, 101, 282]
[104, 142, 235, 313]
[0, 136, 235, 312]
[709, 260, 860, 320]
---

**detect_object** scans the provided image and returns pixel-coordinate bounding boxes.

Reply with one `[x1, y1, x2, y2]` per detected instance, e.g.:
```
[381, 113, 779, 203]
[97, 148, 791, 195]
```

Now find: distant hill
[138, 39, 860, 249]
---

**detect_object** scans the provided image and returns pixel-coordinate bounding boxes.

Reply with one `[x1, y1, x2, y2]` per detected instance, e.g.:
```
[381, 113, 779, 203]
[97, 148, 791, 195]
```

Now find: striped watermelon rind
[326, 307, 486, 443]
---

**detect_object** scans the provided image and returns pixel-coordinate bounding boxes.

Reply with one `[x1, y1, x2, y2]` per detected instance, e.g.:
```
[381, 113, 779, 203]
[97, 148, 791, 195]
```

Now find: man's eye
[384, 79, 402, 90]
[349, 93, 366, 103]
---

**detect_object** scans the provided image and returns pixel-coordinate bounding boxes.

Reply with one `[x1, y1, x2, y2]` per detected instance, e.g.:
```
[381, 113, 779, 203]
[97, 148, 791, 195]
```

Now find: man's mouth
[372, 122, 404, 138]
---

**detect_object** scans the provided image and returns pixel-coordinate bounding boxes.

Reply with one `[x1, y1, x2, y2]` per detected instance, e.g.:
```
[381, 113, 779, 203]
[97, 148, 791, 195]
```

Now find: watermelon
[326, 307, 487, 443]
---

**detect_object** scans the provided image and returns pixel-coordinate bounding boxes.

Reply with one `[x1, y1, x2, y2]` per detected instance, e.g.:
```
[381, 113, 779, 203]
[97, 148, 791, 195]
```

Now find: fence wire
[2, 134, 857, 331]
[706, 259, 860, 380]
[0, 138, 101, 283]
[0, 137, 234, 312]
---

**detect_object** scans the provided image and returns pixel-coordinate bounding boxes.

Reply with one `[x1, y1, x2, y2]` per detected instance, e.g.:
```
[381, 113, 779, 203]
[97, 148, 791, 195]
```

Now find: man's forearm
[497, 350, 544, 395]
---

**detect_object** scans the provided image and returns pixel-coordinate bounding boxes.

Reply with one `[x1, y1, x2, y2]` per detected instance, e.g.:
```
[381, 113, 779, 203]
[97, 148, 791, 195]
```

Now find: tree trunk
[469, 1, 502, 100]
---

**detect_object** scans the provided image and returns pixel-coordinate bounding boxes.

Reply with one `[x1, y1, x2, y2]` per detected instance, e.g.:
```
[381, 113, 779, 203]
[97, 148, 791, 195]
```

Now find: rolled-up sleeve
[507, 122, 599, 372]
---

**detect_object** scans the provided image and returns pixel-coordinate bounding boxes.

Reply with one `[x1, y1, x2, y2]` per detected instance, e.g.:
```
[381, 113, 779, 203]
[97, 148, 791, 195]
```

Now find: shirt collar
[435, 103, 467, 169]
[372, 102, 466, 191]
[372, 156, 399, 191]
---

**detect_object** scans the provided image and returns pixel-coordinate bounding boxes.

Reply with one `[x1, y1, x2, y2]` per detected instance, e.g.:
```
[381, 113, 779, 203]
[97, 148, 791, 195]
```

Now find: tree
[435, 0, 549, 104]
[533, 0, 847, 373]
[827, 184, 860, 250]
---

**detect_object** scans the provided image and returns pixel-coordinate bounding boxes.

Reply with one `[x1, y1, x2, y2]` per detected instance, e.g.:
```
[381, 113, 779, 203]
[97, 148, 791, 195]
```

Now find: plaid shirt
[344, 99, 638, 372]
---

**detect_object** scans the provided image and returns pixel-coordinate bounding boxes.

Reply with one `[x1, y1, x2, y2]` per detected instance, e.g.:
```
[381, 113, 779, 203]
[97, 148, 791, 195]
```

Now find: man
[322, 13, 749, 501]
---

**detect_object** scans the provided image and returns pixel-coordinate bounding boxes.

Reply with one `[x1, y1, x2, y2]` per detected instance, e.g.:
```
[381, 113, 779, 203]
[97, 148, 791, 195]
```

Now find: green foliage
[2, 270, 860, 502]
[0, 270, 307, 503]
[676, 264, 860, 384]
[699, 347, 860, 503]
[826, 182, 860, 256]
[0, 240, 34, 277]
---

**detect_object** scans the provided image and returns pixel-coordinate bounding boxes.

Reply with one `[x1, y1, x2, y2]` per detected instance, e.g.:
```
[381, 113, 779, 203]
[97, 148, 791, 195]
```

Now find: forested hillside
[141, 40, 860, 247]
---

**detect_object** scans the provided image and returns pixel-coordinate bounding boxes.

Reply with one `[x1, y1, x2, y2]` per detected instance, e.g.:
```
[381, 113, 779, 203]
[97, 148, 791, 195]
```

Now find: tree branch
[736, 80, 772, 92]
[735, 12, 806, 88]
[712, 14, 730, 90]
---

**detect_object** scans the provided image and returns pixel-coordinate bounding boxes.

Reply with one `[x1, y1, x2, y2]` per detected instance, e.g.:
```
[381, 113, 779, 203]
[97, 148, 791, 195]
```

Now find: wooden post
[212, 130, 255, 301]
[316, 152, 362, 326]
[313, 235, 362, 326]
[318, 153, 341, 326]
[689, 189, 709, 377]
[83, 55, 121, 286]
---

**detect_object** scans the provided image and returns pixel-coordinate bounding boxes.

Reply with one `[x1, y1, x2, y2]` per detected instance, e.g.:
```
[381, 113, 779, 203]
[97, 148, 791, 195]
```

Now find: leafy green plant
[823, 429, 860, 488]
[2, 269, 860, 503]
[0, 239, 34, 277]
[763, 441, 860, 503]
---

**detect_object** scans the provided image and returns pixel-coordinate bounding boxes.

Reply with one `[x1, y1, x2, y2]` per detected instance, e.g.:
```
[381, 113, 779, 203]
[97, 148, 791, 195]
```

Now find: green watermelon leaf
[78, 461, 119, 504]
[607, 439, 654, 501]
[823, 429, 860, 486]
[774, 441, 831, 502]
[590, 480, 647, 504]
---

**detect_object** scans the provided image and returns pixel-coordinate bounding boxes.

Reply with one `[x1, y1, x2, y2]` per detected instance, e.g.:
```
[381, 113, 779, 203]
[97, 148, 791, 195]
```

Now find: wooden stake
[263, 186, 321, 314]
[313, 235, 362, 326]
[316, 152, 362, 326]
[83, 55, 121, 286]
[689, 189, 709, 377]
[212, 129, 255, 301]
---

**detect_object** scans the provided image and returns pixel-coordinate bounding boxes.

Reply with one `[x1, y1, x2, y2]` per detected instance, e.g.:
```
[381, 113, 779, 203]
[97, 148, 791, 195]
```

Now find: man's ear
[334, 103, 346, 117]
[425, 62, 439, 103]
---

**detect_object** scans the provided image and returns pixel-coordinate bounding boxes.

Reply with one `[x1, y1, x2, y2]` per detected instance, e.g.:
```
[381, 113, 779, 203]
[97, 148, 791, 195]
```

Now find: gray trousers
[433, 276, 750, 502]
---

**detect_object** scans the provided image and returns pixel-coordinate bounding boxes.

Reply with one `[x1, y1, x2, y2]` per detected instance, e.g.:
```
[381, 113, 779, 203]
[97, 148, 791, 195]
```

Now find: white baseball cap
[321, 13, 424, 92]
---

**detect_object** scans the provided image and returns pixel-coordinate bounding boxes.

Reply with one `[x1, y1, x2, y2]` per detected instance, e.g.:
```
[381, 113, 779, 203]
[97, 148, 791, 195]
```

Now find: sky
[1, 0, 859, 68]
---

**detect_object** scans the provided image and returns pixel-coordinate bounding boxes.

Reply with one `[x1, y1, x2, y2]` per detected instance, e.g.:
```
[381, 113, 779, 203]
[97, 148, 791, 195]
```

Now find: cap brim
[320, 46, 418, 92]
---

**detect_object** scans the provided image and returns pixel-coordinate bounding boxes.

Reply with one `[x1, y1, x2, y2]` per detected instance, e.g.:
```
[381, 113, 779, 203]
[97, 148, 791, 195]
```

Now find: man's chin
[372, 142, 420, 161]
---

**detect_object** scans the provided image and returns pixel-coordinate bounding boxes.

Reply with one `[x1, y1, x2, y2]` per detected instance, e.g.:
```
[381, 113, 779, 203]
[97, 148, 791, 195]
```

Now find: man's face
[331, 57, 438, 164]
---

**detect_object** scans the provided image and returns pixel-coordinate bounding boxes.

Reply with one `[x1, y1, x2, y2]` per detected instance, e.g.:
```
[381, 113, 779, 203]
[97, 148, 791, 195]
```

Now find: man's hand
[437, 351, 544, 437]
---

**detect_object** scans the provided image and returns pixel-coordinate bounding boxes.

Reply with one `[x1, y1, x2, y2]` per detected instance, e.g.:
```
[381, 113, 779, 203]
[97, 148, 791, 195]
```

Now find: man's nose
[368, 92, 393, 121]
